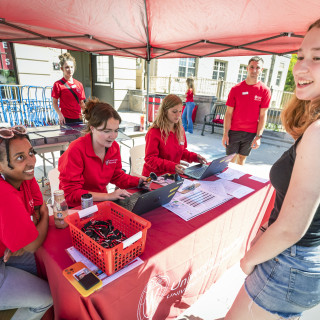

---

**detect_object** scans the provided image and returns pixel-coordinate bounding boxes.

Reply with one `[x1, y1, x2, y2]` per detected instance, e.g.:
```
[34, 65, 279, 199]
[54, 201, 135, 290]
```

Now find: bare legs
[230, 154, 247, 165]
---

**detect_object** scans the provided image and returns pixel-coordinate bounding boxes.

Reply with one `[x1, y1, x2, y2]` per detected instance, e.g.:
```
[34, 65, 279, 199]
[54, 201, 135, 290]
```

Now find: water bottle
[53, 190, 68, 229]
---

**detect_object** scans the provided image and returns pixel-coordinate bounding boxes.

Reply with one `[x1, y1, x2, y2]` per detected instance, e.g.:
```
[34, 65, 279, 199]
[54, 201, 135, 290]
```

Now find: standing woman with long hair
[52, 52, 86, 125]
[182, 78, 196, 134]
[224, 18, 320, 320]
[142, 94, 206, 177]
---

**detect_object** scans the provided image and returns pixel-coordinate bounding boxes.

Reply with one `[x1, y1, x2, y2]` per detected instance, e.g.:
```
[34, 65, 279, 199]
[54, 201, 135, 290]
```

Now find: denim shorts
[245, 244, 320, 318]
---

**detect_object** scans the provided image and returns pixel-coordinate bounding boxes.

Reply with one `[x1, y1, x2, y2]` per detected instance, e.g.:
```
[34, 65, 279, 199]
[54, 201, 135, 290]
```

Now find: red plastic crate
[65, 201, 151, 276]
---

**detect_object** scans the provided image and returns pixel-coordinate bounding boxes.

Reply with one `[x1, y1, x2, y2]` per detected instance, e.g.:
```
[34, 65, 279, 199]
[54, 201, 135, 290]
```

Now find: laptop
[183, 153, 235, 180]
[114, 180, 183, 215]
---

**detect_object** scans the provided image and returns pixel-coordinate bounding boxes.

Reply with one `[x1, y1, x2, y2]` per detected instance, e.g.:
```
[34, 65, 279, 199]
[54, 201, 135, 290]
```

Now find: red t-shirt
[0, 177, 42, 257]
[226, 81, 271, 133]
[58, 133, 140, 207]
[142, 127, 199, 177]
[186, 89, 194, 102]
[51, 77, 86, 119]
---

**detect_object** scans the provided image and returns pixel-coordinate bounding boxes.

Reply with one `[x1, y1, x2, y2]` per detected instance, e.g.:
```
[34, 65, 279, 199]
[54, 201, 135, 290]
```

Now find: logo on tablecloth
[137, 275, 170, 320]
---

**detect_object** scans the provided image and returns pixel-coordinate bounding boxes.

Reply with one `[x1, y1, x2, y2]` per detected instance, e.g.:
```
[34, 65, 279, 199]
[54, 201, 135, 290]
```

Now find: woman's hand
[138, 176, 151, 189]
[175, 164, 186, 175]
[3, 248, 25, 263]
[240, 256, 255, 275]
[108, 188, 131, 201]
[197, 154, 207, 164]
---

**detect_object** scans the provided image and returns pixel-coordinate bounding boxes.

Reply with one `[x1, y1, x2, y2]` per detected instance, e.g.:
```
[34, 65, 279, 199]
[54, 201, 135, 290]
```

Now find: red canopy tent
[1, 0, 319, 59]
[1, 0, 319, 120]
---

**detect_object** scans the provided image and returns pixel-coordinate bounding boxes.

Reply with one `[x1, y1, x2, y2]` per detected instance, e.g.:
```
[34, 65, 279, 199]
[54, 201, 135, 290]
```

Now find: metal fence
[0, 85, 58, 127]
[148, 76, 294, 109]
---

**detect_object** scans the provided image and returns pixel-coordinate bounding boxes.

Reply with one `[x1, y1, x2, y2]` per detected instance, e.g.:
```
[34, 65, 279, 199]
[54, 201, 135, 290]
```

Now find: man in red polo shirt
[222, 56, 271, 165]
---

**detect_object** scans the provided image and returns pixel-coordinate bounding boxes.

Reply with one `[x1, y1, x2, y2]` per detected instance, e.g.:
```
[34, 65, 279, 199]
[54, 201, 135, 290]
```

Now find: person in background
[58, 97, 148, 208]
[142, 94, 207, 177]
[52, 52, 86, 125]
[224, 18, 320, 320]
[0, 126, 52, 319]
[222, 56, 271, 165]
[182, 77, 196, 134]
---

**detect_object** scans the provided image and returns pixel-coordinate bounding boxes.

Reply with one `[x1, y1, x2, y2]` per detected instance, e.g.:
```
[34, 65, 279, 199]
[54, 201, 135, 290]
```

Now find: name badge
[242, 92, 249, 95]
[71, 85, 77, 88]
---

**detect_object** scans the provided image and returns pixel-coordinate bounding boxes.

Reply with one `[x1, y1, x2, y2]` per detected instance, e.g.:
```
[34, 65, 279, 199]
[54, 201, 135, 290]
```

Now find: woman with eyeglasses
[58, 97, 148, 208]
[52, 52, 86, 125]
[0, 126, 52, 319]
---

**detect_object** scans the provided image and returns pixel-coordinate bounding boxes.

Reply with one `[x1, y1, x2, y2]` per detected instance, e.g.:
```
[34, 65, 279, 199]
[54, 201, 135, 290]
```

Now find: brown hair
[281, 19, 320, 139]
[150, 94, 184, 143]
[59, 52, 76, 69]
[248, 56, 264, 65]
[83, 97, 121, 133]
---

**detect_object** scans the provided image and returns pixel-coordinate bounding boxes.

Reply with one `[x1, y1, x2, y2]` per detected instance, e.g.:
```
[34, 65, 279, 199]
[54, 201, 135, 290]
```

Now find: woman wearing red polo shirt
[0, 126, 52, 319]
[142, 94, 207, 177]
[52, 52, 86, 125]
[58, 97, 148, 208]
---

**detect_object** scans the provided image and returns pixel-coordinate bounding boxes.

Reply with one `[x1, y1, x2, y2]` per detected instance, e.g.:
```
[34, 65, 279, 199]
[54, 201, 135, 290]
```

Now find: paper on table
[249, 176, 269, 183]
[66, 247, 143, 287]
[216, 168, 246, 180]
[218, 179, 254, 199]
[199, 180, 229, 197]
[163, 185, 233, 221]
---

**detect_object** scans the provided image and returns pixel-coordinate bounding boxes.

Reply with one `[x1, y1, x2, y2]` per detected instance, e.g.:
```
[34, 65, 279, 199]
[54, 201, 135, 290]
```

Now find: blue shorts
[245, 245, 320, 319]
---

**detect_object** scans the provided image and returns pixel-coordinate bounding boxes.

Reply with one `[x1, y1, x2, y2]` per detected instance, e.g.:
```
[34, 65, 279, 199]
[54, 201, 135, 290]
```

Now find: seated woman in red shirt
[142, 94, 207, 177]
[0, 126, 52, 319]
[58, 97, 148, 208]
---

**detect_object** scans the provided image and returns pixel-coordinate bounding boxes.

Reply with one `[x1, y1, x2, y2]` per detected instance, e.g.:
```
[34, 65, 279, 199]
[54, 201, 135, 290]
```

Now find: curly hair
[281, 19, 320, 139]
[150, 94, 184, 144]
[59, 52, 76, 69]
[0, 135, 31, 170]
[82, 97, 121, 133]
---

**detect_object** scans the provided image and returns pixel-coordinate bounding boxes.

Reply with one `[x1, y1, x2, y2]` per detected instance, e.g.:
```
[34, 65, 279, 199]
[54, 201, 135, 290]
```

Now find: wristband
[256, 135, 262, 139]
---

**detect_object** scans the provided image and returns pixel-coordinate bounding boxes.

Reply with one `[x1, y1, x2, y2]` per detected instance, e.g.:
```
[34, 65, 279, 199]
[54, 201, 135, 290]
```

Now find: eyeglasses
[0, 125, 28, 139]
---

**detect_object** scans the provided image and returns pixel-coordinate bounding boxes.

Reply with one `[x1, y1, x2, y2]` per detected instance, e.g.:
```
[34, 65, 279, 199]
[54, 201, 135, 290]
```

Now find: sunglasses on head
[0, 125, 28, 139]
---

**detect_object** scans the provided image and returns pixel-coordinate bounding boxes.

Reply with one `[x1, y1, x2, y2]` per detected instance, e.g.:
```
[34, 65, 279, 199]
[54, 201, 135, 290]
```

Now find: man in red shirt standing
[222, 56, 271, 165]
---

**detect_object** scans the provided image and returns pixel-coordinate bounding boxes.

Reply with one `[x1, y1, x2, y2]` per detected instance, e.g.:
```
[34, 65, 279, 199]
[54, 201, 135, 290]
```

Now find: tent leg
[145, 60, 150, 129]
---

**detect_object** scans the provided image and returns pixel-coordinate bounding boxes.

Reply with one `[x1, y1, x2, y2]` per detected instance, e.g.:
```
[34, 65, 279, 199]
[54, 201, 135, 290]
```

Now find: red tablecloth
[36, 174, 274, 320]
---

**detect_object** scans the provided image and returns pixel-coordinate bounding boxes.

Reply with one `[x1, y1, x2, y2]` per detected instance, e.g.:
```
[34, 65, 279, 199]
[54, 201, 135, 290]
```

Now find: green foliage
[284, 54, 297, 92]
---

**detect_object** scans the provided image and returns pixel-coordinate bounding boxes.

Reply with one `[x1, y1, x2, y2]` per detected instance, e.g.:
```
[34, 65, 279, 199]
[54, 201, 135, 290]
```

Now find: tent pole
[145, 60, 150, 129]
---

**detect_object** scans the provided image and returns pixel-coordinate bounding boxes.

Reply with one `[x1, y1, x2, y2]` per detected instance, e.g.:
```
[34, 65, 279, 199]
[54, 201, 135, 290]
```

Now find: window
[96, 56, 109, 83]
[0, 42, 17, 84]
[212, 61, 227, 80]
[178, 58, 195, 77]
[237, 65, 247, 83]
[276, 71, 282, 86]
[258, 69, 268, 83]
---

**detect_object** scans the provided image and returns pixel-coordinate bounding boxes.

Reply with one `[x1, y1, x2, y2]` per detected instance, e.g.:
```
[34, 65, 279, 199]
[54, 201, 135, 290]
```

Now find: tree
[284, 54, 297, 92]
